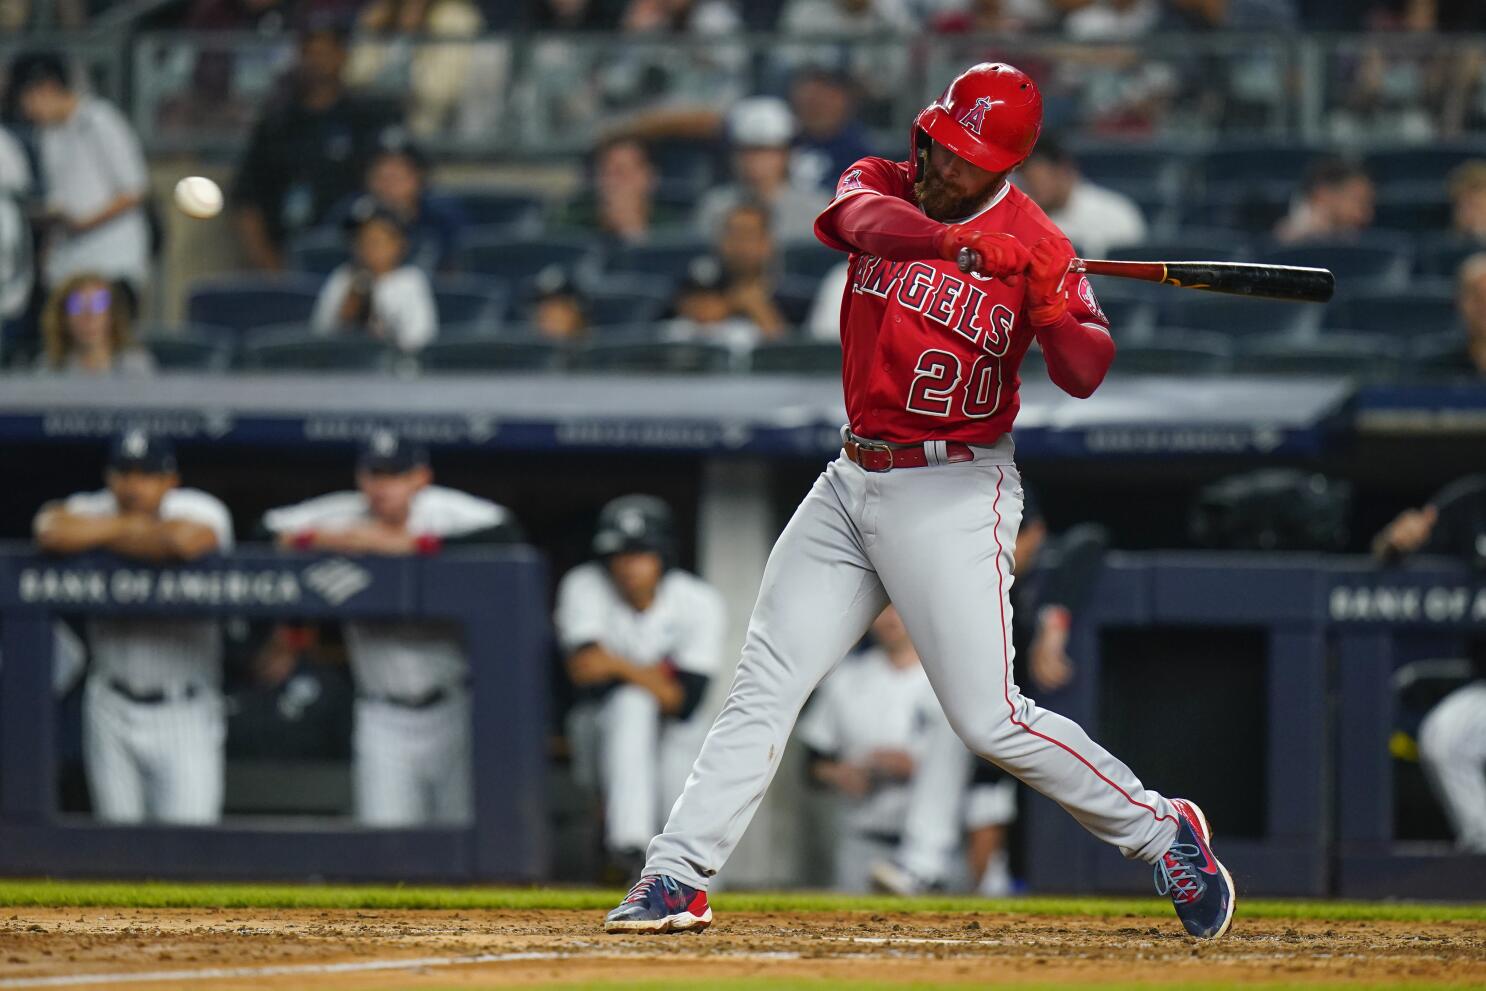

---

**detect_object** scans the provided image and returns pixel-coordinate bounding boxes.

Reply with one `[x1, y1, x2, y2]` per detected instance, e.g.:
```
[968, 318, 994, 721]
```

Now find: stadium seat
[1233, 333, 1408, 378]
[1190, 179, 1294, 234]
[1322, 287, 1458, 337]
[431, 275, 509, 328]
[647, 137, 721, 197]
[1198, 143, 1321, 187]
[1372, 187, 1452, 233]
[434, 188, 545, 234]
[137, 328, 234, 372]
[604, 238, 714, 280]
[775, 274, 824, 328]
[1365, 144, 1486, 186]
[1105, 231, 1250, 264]
[782, 241, 843, 281]
[1266, 238, 1413, 293]
[456, 234, 598, 282]
[286, 229, 349, 275]
[1093, 297, 1156, 338]
[1161, 293, 1317, 338]
[1410, 333, 1478, 380]
[239, 328, 398, 373]
[418, 338, 566, 372]
[574, 339, 736, 374]
[1110, 330, 1233, 375]
[186, 274, 323, 338]
[749, 340, 842, 374]
[1415, 237, 1485, 278]
[1073, 144, 1188, 197]
[577, 274, 673, 327]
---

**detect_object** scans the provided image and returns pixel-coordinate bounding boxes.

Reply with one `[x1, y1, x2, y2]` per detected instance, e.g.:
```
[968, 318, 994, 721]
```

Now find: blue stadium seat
[775, 274, 824, 328]
[431, 275, 509, 328]
[418, 337, 565, 372]
[1411, 332, 1478, 380]
[434, 188, 545, 234]
[456, 234, 598, 282]
[286, 229, 349, 275]
[239, 327, 398, 373]
[749, 340, 842, 374]
[1266, 237, 1413, 293]
[1365, 145, 1486, 185]
[1161, 293, 1317, 338]
[1072, 144, 1188, 197]
[782, 241, 841, 281]
[575, 274, 673, 327]
[1372, 187, 1452, 233]
[1104, 231, 1249, 264]
[575, 339, 736, 374]
[1189, 179, 1293, 234]
[137, 327, 234, 372]
[1232, 333, 1408, 379]
[186, 274, 323, 338]
[1415, 237, 1486, 278]
[1322, 287, 1458, 337]
[605, 238, 714, 280]
[1109, 330, 1233, 375]
[1199, 143, 1321, 187]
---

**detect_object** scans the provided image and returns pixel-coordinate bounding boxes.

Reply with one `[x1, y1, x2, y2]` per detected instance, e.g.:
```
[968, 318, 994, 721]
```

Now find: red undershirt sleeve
[815, 192, 948, 260]
[1036, 311, 1115, 399]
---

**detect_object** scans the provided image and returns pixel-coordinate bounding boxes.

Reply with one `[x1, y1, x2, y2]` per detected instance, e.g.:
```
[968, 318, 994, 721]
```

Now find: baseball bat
[955, 248, 1334, 303]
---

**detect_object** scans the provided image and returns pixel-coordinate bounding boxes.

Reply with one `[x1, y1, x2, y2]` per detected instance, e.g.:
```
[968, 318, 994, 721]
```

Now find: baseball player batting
[605, 62, 1235, 941]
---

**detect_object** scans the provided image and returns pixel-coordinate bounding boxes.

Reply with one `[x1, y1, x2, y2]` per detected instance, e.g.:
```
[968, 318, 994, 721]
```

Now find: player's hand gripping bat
[956, 248, 1335, 303]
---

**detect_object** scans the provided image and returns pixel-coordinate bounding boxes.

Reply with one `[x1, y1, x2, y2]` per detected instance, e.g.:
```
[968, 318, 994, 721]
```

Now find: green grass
[0, 879, 1482, 923]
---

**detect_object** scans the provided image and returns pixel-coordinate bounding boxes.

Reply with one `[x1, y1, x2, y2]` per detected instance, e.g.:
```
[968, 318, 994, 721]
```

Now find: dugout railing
[0, 544, 550, 881]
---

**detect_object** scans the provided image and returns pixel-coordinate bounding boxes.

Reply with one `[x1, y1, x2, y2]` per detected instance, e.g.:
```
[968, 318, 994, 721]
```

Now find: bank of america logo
[303, 558, 372, 605]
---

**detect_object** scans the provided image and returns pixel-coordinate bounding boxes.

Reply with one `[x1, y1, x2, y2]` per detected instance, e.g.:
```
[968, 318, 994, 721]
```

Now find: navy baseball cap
[107, 429, 177, 474]
[357, 430, 427, 474]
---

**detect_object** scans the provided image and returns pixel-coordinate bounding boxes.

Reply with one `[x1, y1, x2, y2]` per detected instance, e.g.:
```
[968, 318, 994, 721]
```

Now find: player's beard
[915, 169, 995, 221]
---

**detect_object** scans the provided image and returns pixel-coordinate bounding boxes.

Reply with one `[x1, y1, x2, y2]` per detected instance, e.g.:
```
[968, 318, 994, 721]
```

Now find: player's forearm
[1035, 312, 1115, 399]
[612, 658, 685, 714]
[74, 193, 142, 233]
[816, 193, 946, 260]
[103, 518, 219, 562]
[35, 511, 122, 554]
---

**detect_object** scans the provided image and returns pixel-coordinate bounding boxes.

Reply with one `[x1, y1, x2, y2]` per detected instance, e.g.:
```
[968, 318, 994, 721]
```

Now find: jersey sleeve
[553, 565, 608, 655]
[61, 490, 116, 517]
[168, 490, 234, 552]
[423, 489, 511, 538]
[813, 157, 915, 254]
[1066, 272, 1111, 332]
[261, 492, 366, 535]
[670, 581, 726, 675]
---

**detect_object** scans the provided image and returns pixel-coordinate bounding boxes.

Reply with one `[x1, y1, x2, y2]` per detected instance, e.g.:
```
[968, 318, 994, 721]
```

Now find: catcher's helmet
[912, 62, 1043, 182]
[593, 494, 675, 562]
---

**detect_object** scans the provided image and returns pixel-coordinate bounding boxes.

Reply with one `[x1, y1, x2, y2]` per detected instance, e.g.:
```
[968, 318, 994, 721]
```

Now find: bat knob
[956, 246, 980, 274]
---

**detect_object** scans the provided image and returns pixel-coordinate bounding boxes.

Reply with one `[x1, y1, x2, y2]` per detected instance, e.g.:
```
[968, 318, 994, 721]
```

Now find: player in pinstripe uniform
[1374, 474, 1486, 853]
[263, 431, 520, 827]
[33, 431, 233, 824]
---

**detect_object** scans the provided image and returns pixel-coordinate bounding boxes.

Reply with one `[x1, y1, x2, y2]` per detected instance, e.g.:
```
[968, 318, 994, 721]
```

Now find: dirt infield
[1, 906, 1483, 990]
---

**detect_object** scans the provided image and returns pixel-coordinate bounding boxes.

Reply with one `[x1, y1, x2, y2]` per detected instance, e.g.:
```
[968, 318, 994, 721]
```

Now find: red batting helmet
[912, 62, 1043, 181]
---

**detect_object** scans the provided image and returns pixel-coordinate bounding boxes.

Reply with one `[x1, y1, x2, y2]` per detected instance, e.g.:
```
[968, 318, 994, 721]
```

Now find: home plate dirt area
[1, 903, 1484, 991]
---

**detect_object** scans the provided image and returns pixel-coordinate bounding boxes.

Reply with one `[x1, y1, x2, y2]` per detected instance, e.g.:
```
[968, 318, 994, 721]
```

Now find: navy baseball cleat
[1155, 798, 1236, 940]
[604, 874, 712, 934]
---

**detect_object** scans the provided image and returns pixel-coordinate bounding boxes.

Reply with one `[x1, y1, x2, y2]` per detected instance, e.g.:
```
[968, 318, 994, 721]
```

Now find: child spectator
[529, 265, 591, 342]
[312, 203, 437, 352]
[37, 273, 154, 376]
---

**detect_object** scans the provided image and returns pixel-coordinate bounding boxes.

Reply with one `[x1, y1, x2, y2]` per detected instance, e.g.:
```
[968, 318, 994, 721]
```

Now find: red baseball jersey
[814, 157, 1110, 445]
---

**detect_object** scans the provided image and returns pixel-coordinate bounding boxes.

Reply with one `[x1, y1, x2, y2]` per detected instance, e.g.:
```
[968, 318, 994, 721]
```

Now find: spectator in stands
[312, 203, 437, 352]
[799, 603, 945, 893]
[34, 431, 233, 826]
[327, 132, 464, 272]
[1063, 0, 1160, 38]
[696, 97, 829, 244]
[522, 0, 616, 29]
[232, 23, 393, 270]
[558, 136, 684, 246]
[0, 123, 32, 339]
[1017, 134, 1147, 258]
[184, 0, 362, 31]
[1441, 254, 1486, 378]
[11, 52, 151, 310]
[662, 255, 764, 354]
[1448, 161, 1486, 242]
[716, 201, 789, 340]
[37, 273, 154, 376]
[264, 431, 522, 827]
[528, 265, 591, 343]
[619, 0, 740, 33]
[1161, 0, 1297, 29]
[782, 0, 916, 34]
[1274, 158, 1375, 244]
[789, 67, 873, 193]
[346, 0, 487, 138]
[930, 0, 1046, 32]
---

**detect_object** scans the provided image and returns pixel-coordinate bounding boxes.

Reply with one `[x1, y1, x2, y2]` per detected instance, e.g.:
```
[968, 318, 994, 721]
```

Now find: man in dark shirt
[789, 67, 874, 194]
[231, 24, 393, 270]
[324, 133, 465, 272]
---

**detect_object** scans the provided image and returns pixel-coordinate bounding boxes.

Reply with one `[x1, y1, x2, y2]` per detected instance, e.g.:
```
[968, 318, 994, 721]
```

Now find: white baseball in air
[173, 176, 223, 220]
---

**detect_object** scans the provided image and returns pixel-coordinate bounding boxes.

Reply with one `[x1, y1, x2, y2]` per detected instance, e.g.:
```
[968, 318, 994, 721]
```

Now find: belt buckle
[854, 437, 894, 472]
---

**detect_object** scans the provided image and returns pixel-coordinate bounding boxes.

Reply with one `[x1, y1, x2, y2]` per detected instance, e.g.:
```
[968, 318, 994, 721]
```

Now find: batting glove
[938, 226, 1029, 286]
[1026, 237, 1076, 327]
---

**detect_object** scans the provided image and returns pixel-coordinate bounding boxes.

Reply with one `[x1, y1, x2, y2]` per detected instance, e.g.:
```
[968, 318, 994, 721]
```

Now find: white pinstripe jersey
[554, 562, 726, 677]
[262, 486, 513, 698]
[62, 488, 234, 692]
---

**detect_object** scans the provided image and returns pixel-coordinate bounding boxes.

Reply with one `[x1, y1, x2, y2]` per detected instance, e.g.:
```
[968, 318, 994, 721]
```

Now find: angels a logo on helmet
[957, 96, 996, 136]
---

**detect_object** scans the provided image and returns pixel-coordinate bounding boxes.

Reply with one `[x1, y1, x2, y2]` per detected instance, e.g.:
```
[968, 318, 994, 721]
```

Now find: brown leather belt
[843, 436, 976, 472]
